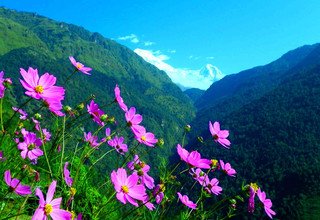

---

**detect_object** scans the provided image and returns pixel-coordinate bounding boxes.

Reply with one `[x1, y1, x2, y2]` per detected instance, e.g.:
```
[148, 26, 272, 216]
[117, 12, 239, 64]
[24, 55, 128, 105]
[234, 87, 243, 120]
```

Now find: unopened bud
[107, 117, 115, 124]
[34, 113, 42, 120]
[197, 136, 204, 143]
[4, 78, 12, 87]
[229, 199, 236, 205]
[34, 171, 40, 182]
[156, 138, 164, 147]
[100, 114, 108, 122]
[64, 106, 72, 112]
[76, 103, 84, 110]
[184, 124, 191, 132]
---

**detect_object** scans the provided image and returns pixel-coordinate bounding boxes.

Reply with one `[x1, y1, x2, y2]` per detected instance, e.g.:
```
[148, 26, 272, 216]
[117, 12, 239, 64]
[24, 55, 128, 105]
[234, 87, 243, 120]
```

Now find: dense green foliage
[183, 88, 205, 103]
[189, 44, 320, 219]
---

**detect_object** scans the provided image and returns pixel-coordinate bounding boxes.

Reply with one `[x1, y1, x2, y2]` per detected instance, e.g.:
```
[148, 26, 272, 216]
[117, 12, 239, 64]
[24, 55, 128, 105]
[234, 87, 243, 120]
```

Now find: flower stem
[60, 116, 66, 179]
[40, 127, 53, 178]
[0, 98, 4, 132]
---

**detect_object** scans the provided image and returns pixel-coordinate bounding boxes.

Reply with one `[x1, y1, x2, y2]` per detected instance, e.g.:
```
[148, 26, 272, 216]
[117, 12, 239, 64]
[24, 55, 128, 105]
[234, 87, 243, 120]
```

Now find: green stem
[60, 116, 66, 179]
[63, 69, 78, 86]
[94, 191, 117, 217]
[40, 127, 53, 178]
[0, 98, 4, 132]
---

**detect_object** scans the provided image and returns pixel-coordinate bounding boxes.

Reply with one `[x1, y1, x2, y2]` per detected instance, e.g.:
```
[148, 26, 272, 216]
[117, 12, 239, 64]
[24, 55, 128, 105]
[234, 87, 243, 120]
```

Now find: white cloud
[118, 34, 139, 44]
[206, 56, 215, 60]
[134, 49, 224, 90]
[167, 49, 176, 54]
[144, 41, 155, 46]
[189, 55, 200, 60]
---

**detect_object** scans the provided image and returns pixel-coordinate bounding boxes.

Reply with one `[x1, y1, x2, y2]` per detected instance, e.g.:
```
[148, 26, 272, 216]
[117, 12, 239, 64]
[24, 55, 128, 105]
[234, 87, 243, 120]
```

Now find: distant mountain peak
[134, 48, 225, 90]
[199, 64, 225, 81]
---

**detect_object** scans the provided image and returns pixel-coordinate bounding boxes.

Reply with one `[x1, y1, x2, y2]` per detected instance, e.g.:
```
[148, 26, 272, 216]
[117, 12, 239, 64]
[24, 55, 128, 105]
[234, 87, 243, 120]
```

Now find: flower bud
[197, 136, 204, 143]
[34, 113, 42, 120]
[64, 105, 72, 112]
[156, 138, 164, 147]
[184, 124, 191, 132]
[100, 114, 108, 122]
[107, 117, 115, 124]
[76, 103, 84, 110]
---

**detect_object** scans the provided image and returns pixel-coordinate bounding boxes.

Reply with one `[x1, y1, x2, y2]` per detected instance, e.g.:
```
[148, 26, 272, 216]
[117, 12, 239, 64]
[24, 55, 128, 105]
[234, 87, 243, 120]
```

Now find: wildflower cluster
[0, 56, 275, 219]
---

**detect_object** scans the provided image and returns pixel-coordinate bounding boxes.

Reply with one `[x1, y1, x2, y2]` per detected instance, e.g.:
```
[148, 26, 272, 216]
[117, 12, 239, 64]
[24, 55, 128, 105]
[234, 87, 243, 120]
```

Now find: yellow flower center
[139, 162, 146, 168]
[70, 187, 77, 196]
[44, 204, 53, 215]
[76, 63, 83, 69]
[121, 185, 129, 193]
[35, 85, 44, 94]
[211, 159, 218, 167]
[160, 184, 165, 192]
[70, 211, 76, 220]
[250, 183, 259, 192]
[141, 136, 147, 141]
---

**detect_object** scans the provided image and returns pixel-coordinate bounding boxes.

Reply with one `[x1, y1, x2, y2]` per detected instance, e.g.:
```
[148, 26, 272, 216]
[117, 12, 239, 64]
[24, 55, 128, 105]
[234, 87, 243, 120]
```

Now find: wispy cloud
[206, 56, 215, 60]
[118, 34, 139, 44]
[144, 41, 155, 46]
[188, 55, 200, 60]
[134, 49, 224, 90]
[167, 49, 176, 54]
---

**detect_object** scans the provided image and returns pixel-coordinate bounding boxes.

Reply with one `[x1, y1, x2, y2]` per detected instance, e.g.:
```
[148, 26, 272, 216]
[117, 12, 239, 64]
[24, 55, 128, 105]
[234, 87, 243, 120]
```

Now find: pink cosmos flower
[153, 184, 165, 204]
[209, 121, 231, 148]
[204, 178, 222, 195]
[189, 168, 209, 186]
[248, 186, 256, 213]
[64, 162, 73, 187]
[12, 107, 28, 120]
[101, 127, 111, 142]
[257, 189, 276, 219]
[69, 56, 92, 75]
[32, 180, 72, 220]
[111, 168, 147, 206]
[32, 118, 41, 131]
[0, 71, 10, 98]
[87, 100, 104, 126]
[107, 136, 128, 155]
[4, 170, 31, 196]
[44, 98, 65, 116]
[0, 151, 5, 161]
[19, 67, 65, 101]
[84, 132, 99, 148]
[17, 131, 43, 161]
[114, 85, 128, 112]
[0, 71, 5, 98]
[125, 107, 143, 127]
[127, 155, 155, 189]
[219, 160, 237, 177]
[177, 192, 197, 209]
[134, 126, 158, 147]
[143, 195, 155, 211]
[42, 129, 51, 142]
[177, 144, 211, 169]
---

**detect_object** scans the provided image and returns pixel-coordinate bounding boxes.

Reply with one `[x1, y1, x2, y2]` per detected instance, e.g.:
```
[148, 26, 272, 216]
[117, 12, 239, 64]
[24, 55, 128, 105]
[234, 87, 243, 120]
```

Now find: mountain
[0, 7, 195, 171]
[189, 43, 320, 218]
[199, 64, 224, 82]
[183, 88, 205, 103]
[134, 48, 224, 90]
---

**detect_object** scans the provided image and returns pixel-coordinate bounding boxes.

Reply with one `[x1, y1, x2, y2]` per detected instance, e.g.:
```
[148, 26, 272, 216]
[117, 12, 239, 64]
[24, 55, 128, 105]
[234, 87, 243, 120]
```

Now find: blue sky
[1, 0, 320, 88]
